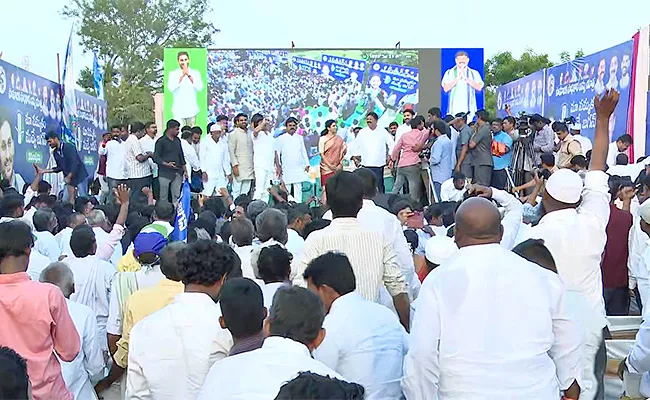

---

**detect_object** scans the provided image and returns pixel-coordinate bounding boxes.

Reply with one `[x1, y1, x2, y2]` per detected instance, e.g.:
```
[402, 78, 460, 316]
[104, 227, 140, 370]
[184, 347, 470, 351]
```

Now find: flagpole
[56, 53, 61, 85]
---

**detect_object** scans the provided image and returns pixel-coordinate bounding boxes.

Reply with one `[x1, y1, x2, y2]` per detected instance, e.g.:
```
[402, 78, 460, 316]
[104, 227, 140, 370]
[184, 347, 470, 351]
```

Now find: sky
[1, 0, 650, 85]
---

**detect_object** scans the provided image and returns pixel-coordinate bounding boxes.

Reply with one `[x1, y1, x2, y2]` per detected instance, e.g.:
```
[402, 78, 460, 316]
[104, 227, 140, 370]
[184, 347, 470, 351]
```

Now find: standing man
[96, 131, 112, 204]
[275, 117, 310, 201]
[124, 122, 153, 196]
[216, 115, 230, 137]
[530, 114, 555, 167]
[491, 117, 513, 190]
[251, 114, 276, 202]
[140, 122, 159, 198]
[98, 127, 128, 203]
[441, 51, 485, 120]
[468, 109, 494, 186]
[570, 122, 592, 154]
[553, 122, 583, 169]
[180, 129, 201, 190]
[452, 113, 473, 180]
[200, 123, 232, 197]
[352, 112, 393, 193]
[167, 51, 203, 126]
[395, 109, 415, 143]
[43, 131, 89, 204]
[389, 116, 428, 204]
[429, 120, 453, 201]
[154, 119, 186, 204]
[229, 113, 255, 199]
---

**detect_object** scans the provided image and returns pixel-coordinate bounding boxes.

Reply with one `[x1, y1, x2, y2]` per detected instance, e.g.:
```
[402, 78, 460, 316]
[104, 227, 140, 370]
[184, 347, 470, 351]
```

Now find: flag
[93, 51, 104, 100]
[395, 41, 401, 49]
[171, 180, 191, 242]
[61, 26, 78, 146]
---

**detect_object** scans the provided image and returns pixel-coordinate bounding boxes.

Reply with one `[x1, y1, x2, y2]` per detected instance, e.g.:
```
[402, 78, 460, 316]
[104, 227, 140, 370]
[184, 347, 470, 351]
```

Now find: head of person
[159, 241, 186, 282]
[352, 126, 362, 137]
[251, 113, 264, 130]
[177, 240, 237, 301]
[426, 107, 442, 123]
[275, 372, 365, 400]
[326, 171, 363, 219]
[0, 108, 15, 182]
[230, 217, 254, 247]
[503, 116, 516, 133]
[622, 54, 631, 76]
[145, 121, 157, 137]
[303, 252, 355, 313]
[475, 109, 490, 125]
[233, 113, 248, 131]
[0, 221, 33, 275]
[265, 286, 326, 353]
[321, 119, 337, 137]
[569, 155, 588, 172]
[209, 122, 223, 141]
[454, 51, 470, 70]
[432, 120, 447, 138]
[530, 114, 548, 131]
[392, 200, 414, 226]
[285, 117, 298, 135]
[388, 122, 398, 135]
[39, 262, 75, 298]
[352, 167, 378, 200]
[45, 131, 60, 149]
[33, 208, 58, 234]
[216, 115, 229, 131]
[616, 153, 629, 166]
[134, 231, 168, 266]
[181, 128, 193, 143]
[153, 201, 176, 223]
[452, 171, 466, 191]
[403, 109, 415, 125]
[110, 125, 121, 136]
[454, 197, 503, 248]
[409, 115, 425, 130]
[303, 219, 331, 239]
[540, 153, 555, 170]
[617, 134, 633, 152]
[165, 119, 181, 138]
[257, 244, 292, 284]
[246, 200, 268, 225]
[177, 51, 190, 69]
[424, 236, 458, 277]
[256, 208, 288, 244]
[190, 126, 202, 144]
[491, 118, 503, 133]
[366, 112, 379, 130]
[287, 204, 312, 235]
[219, 277, 267, 340]
[512, 239, 557, 273]
[87, 209, 109, 231]
[70, 225, 97, 258]
[0, 346, 30, 400]
[550, 122, 569, 142]
[541, 169, 583, 216]
[74, 196, 94, 216]
[451, 113, 467, 131]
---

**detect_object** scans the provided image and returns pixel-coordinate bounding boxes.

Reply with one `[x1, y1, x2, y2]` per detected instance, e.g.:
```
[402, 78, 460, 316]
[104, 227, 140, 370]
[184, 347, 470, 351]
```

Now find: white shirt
[440, 178, 466, 202]
[26, 250, 51, 281]
[60, 300, 105, 400]
[261, 281, 285, 309]
[99, 140, 127, 180]
[93, 227, 122, 266]
[352, 126, 393, 167]
[629, 203, 650, 288]
[181, 139, 201, 177]
[607, 157, 650, 182]
[252, 131, 276, 172]
[285, 228, 304, 262]
[573, 135, 592, 154]
[34, 230, 61, 262]
[197, 337, 343, 400]
[233, 245, 255, 280]
[522, 171, 609, 331]
[167, 67, 204, 119]
[403, 244, 583, 399]
[139, 134, 158, 177]
[606, 141, 624, 168]
[626, 316, 650, 396]
[275, 133, 310, 184]
[395, 123, 411, 144]
[313, 292, 408, 399]
[127, 292, 233, 400]
[55, 227, 73, 257]
[199, 136, 231, 179]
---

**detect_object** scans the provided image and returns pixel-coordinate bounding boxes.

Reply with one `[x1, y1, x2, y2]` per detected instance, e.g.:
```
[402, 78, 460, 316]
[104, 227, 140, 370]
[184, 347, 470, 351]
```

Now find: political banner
[163, 48, 208, 128]
[440, 48, 485, 120]
[544, 41, 634, 142]
[292, 56, 322, 74]
[495, 70, 545, 118]
[171, 179, 191, 242]
[0, 59, 106, 185]
[320, 54, 365, 83]
[366, 61, 419, 105]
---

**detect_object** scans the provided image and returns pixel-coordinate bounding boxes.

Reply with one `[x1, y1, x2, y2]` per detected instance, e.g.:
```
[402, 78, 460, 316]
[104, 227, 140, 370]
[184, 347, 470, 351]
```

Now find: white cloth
[66, 255, 117, 352]
[492, 188, 523, 250]
[124, 134, 152, 179]
[26, 250, 51, 281]
[352, 126, 393, 167]
[233, 245, 255, 280]
[197, 337, 343, 400]
[252, 131, 276, 172]
[573, 135, 593, 154]
[606, 141, 624, 168]
[99, 140, 127, 180]
[181, 139, 201, 178]
[199, 136, 231, 196]
[402, 243, 583, 399]
[167, 67, 204, 120]
[34, 230, 61, 262]
[627, 312, 650, 396]
[395, 123, 411, 144]
[139, 134, 159, 177]
[93, 227, 123, 267]
[322, 200, 420, 300]
[261, 281, 285, 310]
[253, 169, 273, 202]
[127, 292, 233, 400]
[440, 178, 466, 202]
[313, 292, 408, 400]
[275, 133, 309, 184]
[55, 227, 73, 259]
[285, 228, 304, 263]
[60, 300, 105, 400]
[607, 157, 650, 182]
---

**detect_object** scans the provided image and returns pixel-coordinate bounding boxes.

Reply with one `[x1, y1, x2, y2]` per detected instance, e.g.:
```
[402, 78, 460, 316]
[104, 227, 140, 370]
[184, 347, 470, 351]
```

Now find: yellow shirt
[117, 250, 141, 273]
[557, 136, 582, 169]
[114, 279, 184, 368]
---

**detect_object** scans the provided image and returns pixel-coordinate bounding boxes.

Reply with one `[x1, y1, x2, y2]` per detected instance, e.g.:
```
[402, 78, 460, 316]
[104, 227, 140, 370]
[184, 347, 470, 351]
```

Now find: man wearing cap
[200, 123, 232, 198]
[420, 236, 457, 282]
[452, 113, 473, 180]
[42, 131, 89, 204]
[530, 114, 555, 168]
[570, 122, 592, 154]
[521, 89, 621, 400]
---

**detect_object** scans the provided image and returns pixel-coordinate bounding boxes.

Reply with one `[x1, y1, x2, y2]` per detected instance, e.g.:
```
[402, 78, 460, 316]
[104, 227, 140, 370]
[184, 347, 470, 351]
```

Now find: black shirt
[154, 135, 185, 178]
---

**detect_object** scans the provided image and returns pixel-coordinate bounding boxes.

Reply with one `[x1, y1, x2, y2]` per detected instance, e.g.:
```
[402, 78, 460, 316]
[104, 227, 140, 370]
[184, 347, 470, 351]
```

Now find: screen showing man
[441, 50, 484, 120]
[167, 51, 204, 127]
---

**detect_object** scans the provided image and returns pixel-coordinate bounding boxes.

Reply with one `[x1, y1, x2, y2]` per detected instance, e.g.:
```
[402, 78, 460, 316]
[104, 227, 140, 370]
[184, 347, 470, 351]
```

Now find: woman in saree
[318, 120, 347, 201]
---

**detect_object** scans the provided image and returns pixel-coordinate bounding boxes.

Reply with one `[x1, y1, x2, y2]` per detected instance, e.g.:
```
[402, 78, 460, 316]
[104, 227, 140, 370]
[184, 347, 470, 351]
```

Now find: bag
[492, 140, 507, 157]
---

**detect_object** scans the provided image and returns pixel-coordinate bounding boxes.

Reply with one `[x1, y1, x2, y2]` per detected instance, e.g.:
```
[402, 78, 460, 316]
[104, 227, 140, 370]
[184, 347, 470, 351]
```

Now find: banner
[321, 54, 365, 83]
[544, 41, 634, 142]
[171, 179, 191, 242]
[440, 48, 485, 120]
[291, 56, 322, 74]
[163, 48, 208, 128]
[367, 61, 418, 106]
[0, 59, 105, 184]
[495, 70, 545, 118]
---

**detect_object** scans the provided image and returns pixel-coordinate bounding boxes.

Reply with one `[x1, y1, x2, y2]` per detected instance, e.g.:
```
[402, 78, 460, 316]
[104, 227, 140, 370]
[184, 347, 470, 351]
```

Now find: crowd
[3, 87, 650, 400]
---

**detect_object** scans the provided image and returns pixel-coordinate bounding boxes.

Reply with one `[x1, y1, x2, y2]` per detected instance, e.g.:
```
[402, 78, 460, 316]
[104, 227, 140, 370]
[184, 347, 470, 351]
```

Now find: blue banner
[440, 48, 485, 120]
[292, 56, 322, 74]
[366, 61, 418, 103]
[171, 179, 191, 242]
[544, 41, 633, 142]
[0, 59, 106, 184]
[320, 54, 365, 83]
[496, 70, 545, 118]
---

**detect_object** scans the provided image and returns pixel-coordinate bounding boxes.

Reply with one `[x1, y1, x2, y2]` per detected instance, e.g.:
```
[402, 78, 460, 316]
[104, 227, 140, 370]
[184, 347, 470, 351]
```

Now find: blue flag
[171, 180, 191, 242]
[93, 51, 104, 100]
[61, 26, 78, 146]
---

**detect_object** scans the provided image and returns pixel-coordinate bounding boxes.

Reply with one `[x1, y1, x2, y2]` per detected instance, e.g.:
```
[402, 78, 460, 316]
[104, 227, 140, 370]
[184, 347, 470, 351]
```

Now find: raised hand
[594, 88, 620, 118]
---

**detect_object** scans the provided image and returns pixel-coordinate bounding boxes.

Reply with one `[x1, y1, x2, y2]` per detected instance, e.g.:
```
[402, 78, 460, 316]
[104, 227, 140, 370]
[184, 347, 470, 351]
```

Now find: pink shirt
[0, 272, 80, 400]
[391, 129, 430, 168]
[97, 223, 125, 261]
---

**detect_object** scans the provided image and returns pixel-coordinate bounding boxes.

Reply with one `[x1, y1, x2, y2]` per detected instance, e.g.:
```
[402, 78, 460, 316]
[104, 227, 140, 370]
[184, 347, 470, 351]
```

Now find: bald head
[454, 197, 503, 248]
[40, 262, 75, 298]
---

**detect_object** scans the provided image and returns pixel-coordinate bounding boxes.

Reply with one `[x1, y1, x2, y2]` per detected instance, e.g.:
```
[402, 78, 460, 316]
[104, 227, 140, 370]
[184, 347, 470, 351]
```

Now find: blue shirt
[429, 135, 453, 184]
[492, 131, 513, 171]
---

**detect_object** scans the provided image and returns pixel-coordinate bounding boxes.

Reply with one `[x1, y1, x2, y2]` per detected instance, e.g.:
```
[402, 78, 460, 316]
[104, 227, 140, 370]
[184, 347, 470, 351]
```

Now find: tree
[63, 0, 219, 125]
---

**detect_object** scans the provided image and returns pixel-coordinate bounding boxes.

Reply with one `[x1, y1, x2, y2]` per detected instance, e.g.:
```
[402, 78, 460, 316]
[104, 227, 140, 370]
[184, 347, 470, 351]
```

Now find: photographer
[510, 115, 536, 193]
[512, 153, 557, 197]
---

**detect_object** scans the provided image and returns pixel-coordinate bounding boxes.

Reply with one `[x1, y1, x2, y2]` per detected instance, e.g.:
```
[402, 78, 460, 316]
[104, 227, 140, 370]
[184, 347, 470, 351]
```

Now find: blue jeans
[62, 179, 88, 202]
[432, 181, 442, 202]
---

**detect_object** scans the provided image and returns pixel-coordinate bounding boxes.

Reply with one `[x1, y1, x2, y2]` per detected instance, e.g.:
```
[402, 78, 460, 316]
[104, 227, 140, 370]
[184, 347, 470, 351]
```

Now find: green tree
[63, 0, 219, 125]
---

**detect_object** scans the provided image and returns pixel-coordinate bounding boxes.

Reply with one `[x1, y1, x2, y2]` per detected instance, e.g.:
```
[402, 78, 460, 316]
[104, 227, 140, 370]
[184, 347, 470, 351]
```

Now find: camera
[563, 116, 577, 125]
[538, 168, 552, 181]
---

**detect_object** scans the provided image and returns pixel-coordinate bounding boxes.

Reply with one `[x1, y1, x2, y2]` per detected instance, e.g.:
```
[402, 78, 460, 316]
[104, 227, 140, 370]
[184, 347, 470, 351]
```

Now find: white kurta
[167, 67, 203, 120]
[199, 135, 231, 196]
[181, 139, 201, 178]
[34, 230, 61, 263]
[275, 133, 309, 184]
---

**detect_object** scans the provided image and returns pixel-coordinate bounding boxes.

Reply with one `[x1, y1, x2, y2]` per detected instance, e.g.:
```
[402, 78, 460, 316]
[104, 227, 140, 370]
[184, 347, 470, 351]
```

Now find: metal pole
[56, 53, 61, 85]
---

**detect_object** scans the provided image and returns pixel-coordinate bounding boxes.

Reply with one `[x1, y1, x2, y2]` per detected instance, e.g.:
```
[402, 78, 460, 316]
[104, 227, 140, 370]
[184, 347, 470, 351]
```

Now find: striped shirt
[124, 135, 152, 179]
[294, 218, 406, 301]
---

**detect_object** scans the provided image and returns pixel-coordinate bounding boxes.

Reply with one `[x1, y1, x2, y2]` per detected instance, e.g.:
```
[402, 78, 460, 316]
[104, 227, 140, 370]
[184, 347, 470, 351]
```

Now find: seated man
[440, 171, 467, 202]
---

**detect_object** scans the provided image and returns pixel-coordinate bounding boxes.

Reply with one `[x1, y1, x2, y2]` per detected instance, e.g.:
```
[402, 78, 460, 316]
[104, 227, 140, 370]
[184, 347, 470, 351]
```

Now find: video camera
[516, 111, 532, 135]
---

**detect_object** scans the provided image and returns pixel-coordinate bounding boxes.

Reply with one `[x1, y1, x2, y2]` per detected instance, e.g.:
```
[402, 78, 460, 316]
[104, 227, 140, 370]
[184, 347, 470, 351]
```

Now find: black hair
[181, 125, 192, 133]
[219, 221, 232, 244]
[220, 277, 265, 338]
[325, 171, 363, 218]
[391, 199, 413, 216]
[268, 286, 325, 346]
[181, 129, 193, 140]
[389, 122, 399, 129]
[234, 113, 248, 123]
[202, 197, 226, 219]
[166, 119, 180, 130]
[455, 50, 469, 58]
[0, 193, 24, 218]
[570, 155, 588, 168]
[177, 240, 236, 285]
[70, 225, 96, 258]
[366, 112, 379, 121]
[492, 117, 503, 125]
[504, 116, 516, 126]
[351, 168, 377, 199]
[37, 180, 52, 195]
[551, 121, 568, 133]
[154, 201, 176, 222]
[443, 114, 454, 123]
[251, 113, 265, 127]
[403, 229, 419, 253]
[303, 252, 356, 296]
[403, 109, 415, 117]
[130, 121, 145, 133]
[216, 115, 228, 122]
[195, 218, 216, 240]
[616, 153, 629, 166]
[34, 194, 56, 208]
[432, 120, 447, 135]
[512, 238, 557, 273]
[540, 153, 555, 167]
[475, 109, 490, 122]
[33, 208, 55, 232]
[275, 372, 365, 400]
[145, 121, 156, 129]
[453, 171, 466, 181]
[190, 126, 203, 136]
[409, 115, 425, 129]
[303, 219, 331, 238]
[258, 245, 292, 283]
[285, 117, 299, 126]
[618, 134, 633, 145]
[0, 221, 33, 264]
[427, 107, 442, 118]
[320, 119, 336, 136]
[0, 346, 30, 400]
[177, 51, 189, 60]
[74, 196, 93, 214]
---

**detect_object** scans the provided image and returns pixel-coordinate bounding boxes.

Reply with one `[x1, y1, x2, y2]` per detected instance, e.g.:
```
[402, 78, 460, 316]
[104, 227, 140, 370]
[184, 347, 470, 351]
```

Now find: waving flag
[171, 180, 191, 242]
[93, 51, 104, 100]
[61, 26, 78, 146]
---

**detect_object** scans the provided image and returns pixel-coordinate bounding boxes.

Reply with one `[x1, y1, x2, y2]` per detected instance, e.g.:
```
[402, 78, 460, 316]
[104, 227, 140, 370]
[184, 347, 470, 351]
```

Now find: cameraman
[513, 153, 557, 197]
[510, 115, 536, 194]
